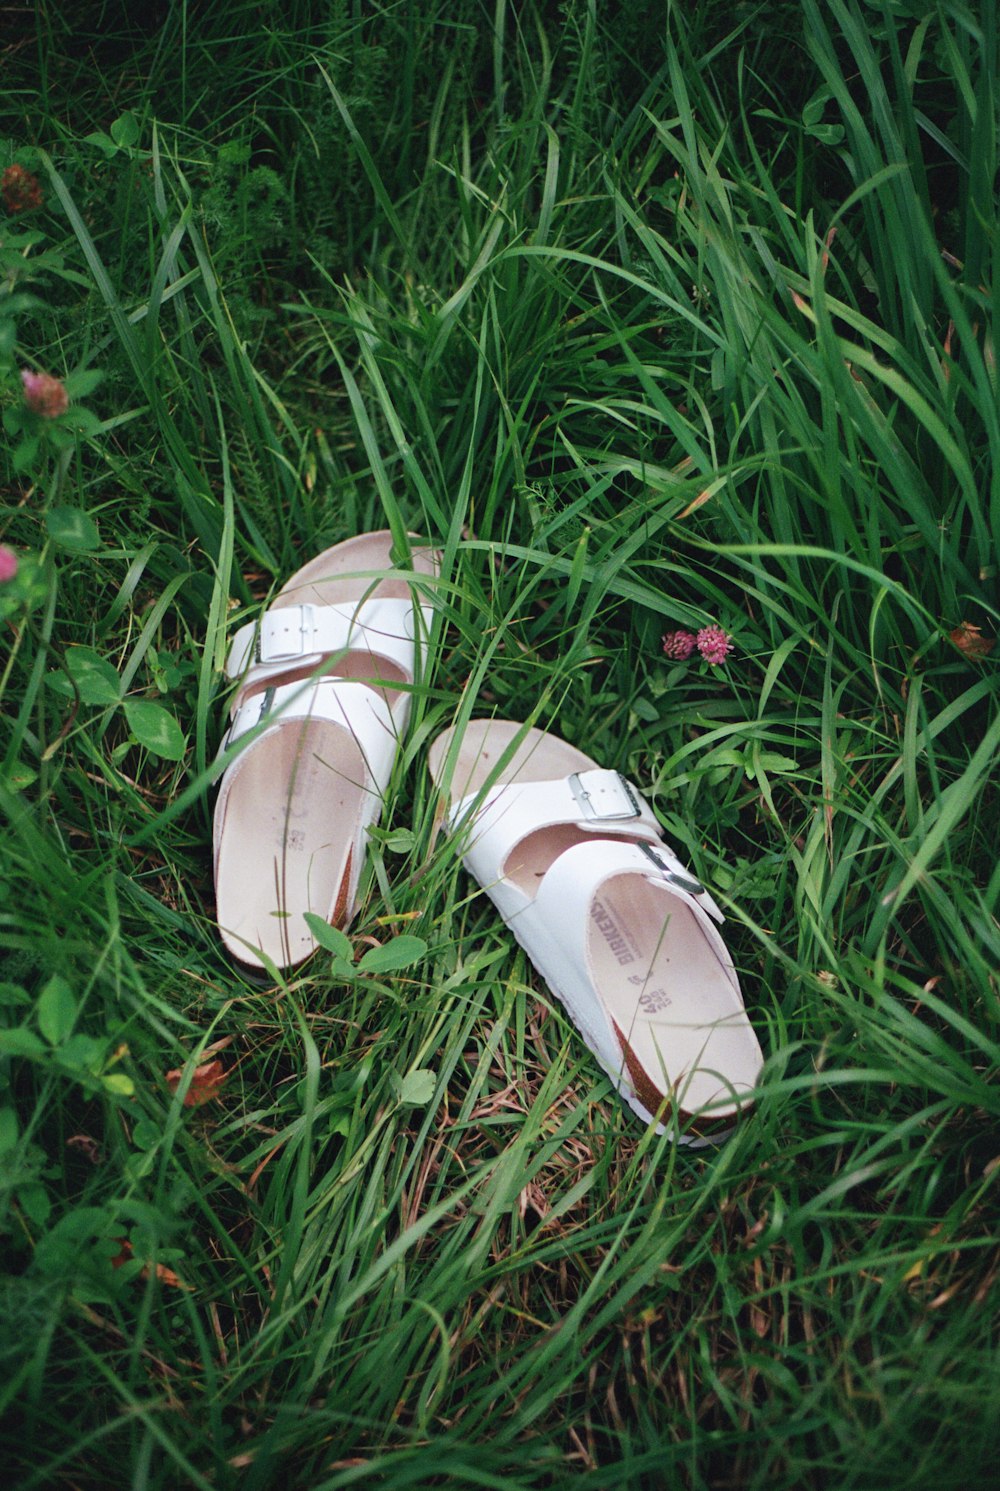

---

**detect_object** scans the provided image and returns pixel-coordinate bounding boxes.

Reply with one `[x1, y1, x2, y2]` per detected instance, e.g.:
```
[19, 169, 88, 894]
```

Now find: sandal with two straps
[428, 719, 763, 1139]
[213, 531, 437, 975]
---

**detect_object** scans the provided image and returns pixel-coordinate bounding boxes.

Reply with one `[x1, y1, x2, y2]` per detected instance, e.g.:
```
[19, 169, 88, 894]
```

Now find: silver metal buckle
[568, 770, 641, 822]
[254, 604, 316, 664]
[639, 842, 704, 896]
[228, 686, 276, 746]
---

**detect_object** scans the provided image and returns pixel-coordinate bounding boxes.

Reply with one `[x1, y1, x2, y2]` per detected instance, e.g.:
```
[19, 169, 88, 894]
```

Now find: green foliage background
[1, 2, 998, 1488]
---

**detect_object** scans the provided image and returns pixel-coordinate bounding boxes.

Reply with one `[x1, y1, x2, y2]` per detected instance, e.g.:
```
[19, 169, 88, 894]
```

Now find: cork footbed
[429, 720, 760, 1122]
[589, 873, 758, 1117]
[215, 532, 435, 972]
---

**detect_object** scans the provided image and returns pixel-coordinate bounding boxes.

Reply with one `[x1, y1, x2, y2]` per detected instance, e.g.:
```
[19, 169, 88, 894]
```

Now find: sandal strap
[450, 770, 663, 885]
[225, 596, 430, 687]
[527, 836, 726, 932]
[219, 676, 399, 793]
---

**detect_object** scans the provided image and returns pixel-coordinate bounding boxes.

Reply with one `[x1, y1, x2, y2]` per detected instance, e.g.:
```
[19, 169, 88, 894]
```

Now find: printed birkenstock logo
[592, 897, 638, 966]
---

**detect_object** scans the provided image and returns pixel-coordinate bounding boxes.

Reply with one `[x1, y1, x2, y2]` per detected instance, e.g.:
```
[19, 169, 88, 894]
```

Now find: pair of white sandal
[213, 533, 763, 1139]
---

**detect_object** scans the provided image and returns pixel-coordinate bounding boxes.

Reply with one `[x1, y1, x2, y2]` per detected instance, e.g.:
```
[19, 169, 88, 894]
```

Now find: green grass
[1, 2, 998, 1487]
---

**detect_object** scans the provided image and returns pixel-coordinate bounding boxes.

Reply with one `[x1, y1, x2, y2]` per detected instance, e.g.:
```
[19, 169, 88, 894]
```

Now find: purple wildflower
[21, 369, 69, 418]
[662, 629, 696, 660]
[0, 545, 17, 583]
[695, 625, 733, 665]
[2, 164, 44, 214]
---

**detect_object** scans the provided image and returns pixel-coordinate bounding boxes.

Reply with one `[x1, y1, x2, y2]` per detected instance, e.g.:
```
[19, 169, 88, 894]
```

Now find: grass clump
[1, 3, 998, 1488]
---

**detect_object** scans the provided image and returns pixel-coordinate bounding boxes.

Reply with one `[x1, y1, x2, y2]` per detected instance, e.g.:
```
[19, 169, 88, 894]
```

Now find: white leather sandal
[213, 531, 436, 973]
[428, 720, 763, 1139]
